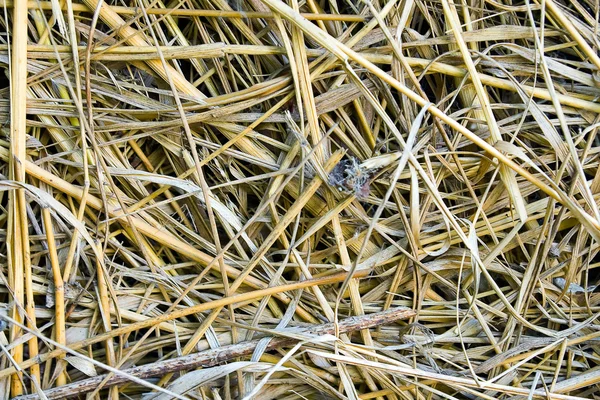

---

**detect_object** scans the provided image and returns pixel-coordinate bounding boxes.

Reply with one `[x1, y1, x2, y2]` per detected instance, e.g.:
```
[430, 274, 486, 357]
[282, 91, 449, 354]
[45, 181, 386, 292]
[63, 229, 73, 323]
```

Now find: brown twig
[14, 307, 415, 400]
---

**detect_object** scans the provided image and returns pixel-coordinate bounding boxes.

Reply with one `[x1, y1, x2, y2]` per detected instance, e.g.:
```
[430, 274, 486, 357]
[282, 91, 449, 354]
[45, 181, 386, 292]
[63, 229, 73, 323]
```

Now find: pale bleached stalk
[3, 0, 368, 21]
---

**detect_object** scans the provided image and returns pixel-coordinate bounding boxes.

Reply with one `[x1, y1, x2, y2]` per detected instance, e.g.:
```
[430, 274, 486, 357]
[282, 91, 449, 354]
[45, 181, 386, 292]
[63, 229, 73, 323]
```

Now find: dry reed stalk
[40, 207, 66, 386]
[0, 271, 369, 379]
[2, 0, 600, 399]
[7, 0, 36, 395]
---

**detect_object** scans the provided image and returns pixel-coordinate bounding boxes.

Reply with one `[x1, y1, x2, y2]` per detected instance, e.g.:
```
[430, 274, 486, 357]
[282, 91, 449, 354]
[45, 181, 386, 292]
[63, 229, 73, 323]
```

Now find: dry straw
[1, 0, 600, 399]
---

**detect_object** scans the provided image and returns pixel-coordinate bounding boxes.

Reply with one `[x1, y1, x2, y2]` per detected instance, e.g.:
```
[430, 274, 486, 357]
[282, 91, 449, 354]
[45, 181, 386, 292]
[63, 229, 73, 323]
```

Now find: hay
[1, 0, 600, 398]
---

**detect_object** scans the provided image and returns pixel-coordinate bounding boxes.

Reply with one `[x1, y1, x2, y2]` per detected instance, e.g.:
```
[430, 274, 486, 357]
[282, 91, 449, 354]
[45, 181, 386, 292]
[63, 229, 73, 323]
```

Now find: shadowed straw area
[1, 0, 600, 399]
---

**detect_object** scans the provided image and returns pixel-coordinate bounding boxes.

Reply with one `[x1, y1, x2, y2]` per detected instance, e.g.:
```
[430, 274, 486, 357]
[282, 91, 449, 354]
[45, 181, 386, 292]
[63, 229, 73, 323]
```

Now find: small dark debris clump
[328, 157, 371, 199]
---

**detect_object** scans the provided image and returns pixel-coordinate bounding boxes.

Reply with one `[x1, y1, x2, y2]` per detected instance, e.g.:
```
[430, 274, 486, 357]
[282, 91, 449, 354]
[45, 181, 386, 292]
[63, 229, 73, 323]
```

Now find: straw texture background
[1, 0, 600, 399]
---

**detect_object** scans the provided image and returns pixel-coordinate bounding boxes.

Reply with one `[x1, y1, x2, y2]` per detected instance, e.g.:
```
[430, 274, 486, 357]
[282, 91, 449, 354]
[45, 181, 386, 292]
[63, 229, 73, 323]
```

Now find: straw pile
[1, 0, 600, 399]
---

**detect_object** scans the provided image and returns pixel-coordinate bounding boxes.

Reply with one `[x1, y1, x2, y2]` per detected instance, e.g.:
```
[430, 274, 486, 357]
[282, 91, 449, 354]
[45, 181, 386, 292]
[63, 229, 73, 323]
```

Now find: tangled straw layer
[1, 0, 600, 399]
